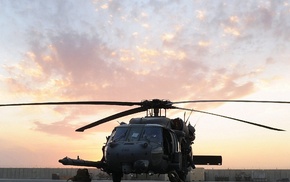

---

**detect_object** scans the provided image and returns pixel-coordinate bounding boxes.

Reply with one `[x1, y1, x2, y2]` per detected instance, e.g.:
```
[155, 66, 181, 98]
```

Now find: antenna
[185, 109, 194, 124]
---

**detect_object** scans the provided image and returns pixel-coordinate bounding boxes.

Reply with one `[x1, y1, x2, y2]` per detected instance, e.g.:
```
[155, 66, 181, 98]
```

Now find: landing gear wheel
[177, 171, 186, 182]
[112, 173, 122, 182]
[168, 171, 182, 182]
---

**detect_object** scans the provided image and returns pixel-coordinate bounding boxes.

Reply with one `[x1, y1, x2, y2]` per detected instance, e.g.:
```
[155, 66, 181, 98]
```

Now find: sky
[0, 0, 290, 169]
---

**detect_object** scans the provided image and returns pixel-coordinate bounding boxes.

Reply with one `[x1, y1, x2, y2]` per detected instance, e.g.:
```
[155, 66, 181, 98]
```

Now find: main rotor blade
[76, 106, 147, 132]
[0, 101, 141, 107]
[172, 106, 285, 131]
[173, 100, 290, 105]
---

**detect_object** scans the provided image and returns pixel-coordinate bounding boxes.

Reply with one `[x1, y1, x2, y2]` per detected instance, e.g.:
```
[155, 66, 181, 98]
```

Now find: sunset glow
[0, 0, 290, 169]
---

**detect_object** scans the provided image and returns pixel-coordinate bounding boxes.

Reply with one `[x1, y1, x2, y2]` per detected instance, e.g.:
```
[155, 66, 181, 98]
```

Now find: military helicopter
[0, 99, 288, 182]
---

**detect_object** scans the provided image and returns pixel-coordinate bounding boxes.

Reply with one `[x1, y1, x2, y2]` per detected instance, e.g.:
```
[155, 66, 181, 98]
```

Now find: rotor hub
[141, 99, 173, 109]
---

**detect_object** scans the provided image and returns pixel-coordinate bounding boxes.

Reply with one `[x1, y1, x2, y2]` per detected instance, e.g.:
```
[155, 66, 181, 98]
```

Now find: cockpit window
[109, 126, 163, 143]
[112, 127, 128, 141]
[141, 127, 162, 143]
[127, 127, 143, 141]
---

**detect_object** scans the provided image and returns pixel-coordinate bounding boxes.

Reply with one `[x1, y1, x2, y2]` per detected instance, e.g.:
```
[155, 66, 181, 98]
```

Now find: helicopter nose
[133, 160, 149, 173]
[122, 160, 149, 174]
[141, 142, 148, 148]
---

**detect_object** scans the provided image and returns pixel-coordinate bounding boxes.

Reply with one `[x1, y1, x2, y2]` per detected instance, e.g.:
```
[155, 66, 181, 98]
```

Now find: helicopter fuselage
[3, 98, 283, 182]
[104, 121, 181, 175]
[59, 116, 221, 182]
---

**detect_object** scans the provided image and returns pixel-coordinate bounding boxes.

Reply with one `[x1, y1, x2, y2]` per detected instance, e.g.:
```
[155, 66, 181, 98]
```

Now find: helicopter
[0, 99, 288, 182]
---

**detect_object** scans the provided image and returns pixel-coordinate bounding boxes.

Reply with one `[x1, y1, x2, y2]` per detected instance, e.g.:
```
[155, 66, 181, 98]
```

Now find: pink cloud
[5, 1, 286, 137]
[4, 33, 257, 135]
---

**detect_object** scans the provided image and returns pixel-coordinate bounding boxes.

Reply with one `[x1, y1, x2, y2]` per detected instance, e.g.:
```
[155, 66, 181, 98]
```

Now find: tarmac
[0, 180, 112, 182]
[1, 168, 290, 181]
[0, 180, 68, 182]
[0, 181, 222, 182]
[0, 180, 172, 182]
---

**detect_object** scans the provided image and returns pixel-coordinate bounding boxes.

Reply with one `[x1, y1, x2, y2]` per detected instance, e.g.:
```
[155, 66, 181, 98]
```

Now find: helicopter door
[162, 129, 171, 156]
[163, 129, 179, 159]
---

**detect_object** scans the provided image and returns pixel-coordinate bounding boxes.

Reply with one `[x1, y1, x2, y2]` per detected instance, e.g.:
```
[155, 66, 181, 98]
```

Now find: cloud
[3, 29, 256, 135]
[6, 29, 255, 101]
[4, 0, 288, 137]
[32, 105, 123, 138]
[33, 119, 82, 139]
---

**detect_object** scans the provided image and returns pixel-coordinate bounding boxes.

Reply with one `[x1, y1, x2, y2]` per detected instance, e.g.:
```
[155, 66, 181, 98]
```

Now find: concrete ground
[0, 180, 164, 182]
[0, 180, 107, 182]
[0, 180, 68, 182]
[0, 180, 176, 182]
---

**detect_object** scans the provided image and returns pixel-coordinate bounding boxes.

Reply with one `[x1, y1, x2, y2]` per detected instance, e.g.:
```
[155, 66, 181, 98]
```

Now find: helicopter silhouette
[0, 99, 288, 182]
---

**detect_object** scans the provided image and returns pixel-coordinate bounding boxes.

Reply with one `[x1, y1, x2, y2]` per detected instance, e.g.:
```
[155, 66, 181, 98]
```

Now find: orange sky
[0, 0, 290, 169]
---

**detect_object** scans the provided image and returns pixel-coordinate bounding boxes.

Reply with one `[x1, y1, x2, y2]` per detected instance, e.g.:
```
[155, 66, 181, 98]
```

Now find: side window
[112, 127, 128, 142]
[108, 130, 116, 143]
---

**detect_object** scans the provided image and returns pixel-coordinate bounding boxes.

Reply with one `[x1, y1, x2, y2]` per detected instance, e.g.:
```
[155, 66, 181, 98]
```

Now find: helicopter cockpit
[104, 124, 179, 175]
[141, 127, 162, 143]
[108, 124, 163, 145]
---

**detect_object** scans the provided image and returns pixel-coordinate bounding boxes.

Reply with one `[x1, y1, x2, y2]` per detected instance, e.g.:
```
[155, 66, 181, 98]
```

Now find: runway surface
[0, 180, 107, 182]
[0, 180, 68, 182]
[0, 180, 113, 182]
[0, 181, 224, 182]
[0, 180, 172, 182]
[0, 180, 69, 182]
[0, 181, 171, 182]
[0, 180, 180, 182]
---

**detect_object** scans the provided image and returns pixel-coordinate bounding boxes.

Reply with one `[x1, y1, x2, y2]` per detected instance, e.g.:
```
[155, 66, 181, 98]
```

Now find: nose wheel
[168, 171, 184, 182]
[112, 173, 122, 182]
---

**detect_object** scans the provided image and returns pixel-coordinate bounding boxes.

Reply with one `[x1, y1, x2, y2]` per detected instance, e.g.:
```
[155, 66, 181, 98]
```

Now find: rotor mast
[142, 99, 171, 117]
[146, 108, 165, 117]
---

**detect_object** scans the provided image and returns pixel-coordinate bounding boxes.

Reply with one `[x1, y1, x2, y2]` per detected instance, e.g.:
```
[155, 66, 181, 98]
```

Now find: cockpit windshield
[127, 127, 143, 141]
[109, 125, 163, 144]
[111, 127, 128, 142]
[141, 127, 162, 143]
